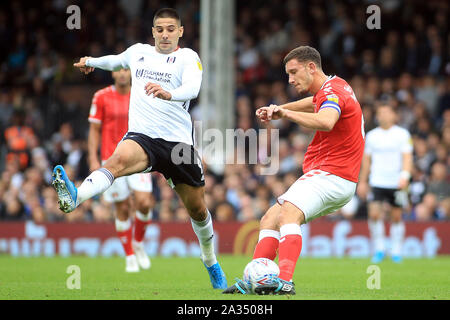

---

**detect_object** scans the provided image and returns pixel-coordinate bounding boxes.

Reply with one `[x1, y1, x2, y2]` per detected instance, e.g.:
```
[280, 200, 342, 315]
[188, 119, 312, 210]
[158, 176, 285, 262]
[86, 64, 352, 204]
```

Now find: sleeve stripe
[319, 105, 341, 114]
[88, 118, 102, 124]
[320, 100, 340, 108]
[319, 102, 341, 114]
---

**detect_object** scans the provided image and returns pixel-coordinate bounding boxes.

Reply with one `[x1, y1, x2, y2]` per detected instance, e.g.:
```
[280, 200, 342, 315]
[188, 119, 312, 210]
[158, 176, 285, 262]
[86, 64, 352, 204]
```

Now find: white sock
[368, 219, 385, 253]
[390, 222, 405, 256]
[191, 210, 217, 267]
[115, 218, 132, 232]
[259, 229, 280, 242]
[280, 223, 302, 238]
[136, 210, 153, 221]
[76, 168, 114, 205]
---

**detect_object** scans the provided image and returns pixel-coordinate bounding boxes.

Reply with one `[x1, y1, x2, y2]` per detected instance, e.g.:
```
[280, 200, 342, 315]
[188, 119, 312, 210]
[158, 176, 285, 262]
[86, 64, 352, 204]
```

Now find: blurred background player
[225, 46, 365, 295]
[357, 104, 413, 263]
[88, 68, 154, 272]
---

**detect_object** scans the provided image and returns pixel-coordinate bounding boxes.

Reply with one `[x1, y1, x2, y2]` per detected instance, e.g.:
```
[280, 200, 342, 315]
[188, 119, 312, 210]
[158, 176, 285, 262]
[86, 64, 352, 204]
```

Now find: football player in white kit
[357, 104, 413, 263]
[52, 8, 227, 289]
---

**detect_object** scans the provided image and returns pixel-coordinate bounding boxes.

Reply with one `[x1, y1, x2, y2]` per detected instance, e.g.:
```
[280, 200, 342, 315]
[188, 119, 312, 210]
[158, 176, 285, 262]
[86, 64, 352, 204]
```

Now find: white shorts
[278, 170, 356, 223]
[103, 173, 153, 203]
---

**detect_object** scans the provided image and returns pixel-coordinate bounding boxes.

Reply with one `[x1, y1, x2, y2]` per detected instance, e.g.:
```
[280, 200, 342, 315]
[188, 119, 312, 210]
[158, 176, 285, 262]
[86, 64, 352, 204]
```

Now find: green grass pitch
[0, 255, 449, 300]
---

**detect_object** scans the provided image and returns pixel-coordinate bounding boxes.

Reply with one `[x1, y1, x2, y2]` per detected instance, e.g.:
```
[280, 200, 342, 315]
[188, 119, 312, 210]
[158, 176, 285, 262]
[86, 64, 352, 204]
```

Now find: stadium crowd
[0, 0, 449, 223]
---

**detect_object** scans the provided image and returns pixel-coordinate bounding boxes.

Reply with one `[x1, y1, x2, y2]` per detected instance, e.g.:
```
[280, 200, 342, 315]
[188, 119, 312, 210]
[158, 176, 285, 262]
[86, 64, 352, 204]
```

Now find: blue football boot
[371, 251, 385, 263]
[52, 165, 78, 213]
[205, 262, 228, 290]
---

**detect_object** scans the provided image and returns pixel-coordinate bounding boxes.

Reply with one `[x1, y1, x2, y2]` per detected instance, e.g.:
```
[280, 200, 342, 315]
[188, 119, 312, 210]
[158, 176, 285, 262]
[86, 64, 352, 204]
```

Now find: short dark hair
[153, 8, 181, 26]
[283, 46, 322, 69]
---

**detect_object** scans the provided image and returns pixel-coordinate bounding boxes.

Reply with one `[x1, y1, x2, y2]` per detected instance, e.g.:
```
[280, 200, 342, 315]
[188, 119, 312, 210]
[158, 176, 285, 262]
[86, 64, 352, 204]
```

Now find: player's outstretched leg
[52, 165, 78, 213]
[224, 206, 281, 294]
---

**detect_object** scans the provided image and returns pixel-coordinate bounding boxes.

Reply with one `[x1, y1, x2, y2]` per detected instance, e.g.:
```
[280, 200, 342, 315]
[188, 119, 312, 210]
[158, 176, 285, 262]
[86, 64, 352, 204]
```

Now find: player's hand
[74, 56, 95, 74]
[356, 181, 370, 199]
[398, 178, 409, 190]
[256, 104, 285, 122]
[145, 83, 172, 100]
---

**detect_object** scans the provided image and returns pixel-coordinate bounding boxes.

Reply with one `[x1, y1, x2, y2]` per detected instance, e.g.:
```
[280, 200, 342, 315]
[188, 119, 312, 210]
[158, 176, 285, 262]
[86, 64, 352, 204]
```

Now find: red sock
[117, 227, 134, 256]
[253, 237, 279, 260]
[278, 224, 302, 282]
[134, 216, 150, 242]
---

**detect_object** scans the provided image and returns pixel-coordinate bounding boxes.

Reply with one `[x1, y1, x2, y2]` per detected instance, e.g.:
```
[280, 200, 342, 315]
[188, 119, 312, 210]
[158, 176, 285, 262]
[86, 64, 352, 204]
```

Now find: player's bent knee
[260, 207, 279, 230]
[104, 152, 129, 175]
[136, 199, 152, 213]
[279, 201, 306, 226]
[115, 200, 130, 220]
[185, 202, 207, 221]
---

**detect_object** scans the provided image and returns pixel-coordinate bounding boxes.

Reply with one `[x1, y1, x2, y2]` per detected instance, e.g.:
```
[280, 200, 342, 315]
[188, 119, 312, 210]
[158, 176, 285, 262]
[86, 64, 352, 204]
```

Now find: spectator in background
[418, 162, 450, 220]
[3, 109, 38, 171]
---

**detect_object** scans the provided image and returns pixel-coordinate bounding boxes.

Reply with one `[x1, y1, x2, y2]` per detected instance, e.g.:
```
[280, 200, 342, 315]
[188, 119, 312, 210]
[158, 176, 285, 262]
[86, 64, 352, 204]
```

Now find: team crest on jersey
[167, 56, 176, 64]
[326, 94, 339, 104]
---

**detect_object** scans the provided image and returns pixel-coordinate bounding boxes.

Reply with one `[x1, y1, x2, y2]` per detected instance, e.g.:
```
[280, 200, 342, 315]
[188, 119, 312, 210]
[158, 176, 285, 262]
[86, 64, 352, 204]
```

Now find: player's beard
[298, 75, 313, 94]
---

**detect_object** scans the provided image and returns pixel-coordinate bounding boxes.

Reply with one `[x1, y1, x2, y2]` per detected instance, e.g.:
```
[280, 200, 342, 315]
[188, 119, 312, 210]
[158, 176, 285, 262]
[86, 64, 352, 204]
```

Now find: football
[243, 258, 280, 293]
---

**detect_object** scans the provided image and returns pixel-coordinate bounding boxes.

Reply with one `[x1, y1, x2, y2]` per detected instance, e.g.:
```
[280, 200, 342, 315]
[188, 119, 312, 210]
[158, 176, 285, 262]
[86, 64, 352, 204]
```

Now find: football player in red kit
[224, 46, 365, 295]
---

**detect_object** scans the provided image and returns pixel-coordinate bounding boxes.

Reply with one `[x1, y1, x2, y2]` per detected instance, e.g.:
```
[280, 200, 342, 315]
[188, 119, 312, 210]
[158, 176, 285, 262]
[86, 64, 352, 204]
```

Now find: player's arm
[256, 97, 314, 122]
[399, 152, 413, 190]
[145, 51, 202, 101]
[74, 46, 133, 74]
[278, 96, 314, 113]
[398, 132, 413, 190]
[87, 122, 102, 172]
[74, 55, 125, 73]
[284, 107, 339, 131]
[87, 92, 104, 172]
[357, 153, 371, 199]
[258, 103, 339, 131]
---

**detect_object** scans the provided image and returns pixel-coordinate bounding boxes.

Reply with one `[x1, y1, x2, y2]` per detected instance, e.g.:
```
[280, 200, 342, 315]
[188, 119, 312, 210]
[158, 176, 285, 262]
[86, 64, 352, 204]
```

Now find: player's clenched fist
[73, 56, 95, 74]
[256, 104, 285, 122]
[144, 82, 172, 100]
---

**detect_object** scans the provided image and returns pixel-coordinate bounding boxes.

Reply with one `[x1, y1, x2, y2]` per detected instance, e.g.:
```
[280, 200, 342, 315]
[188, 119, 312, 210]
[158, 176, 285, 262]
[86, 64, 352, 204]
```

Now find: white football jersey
[364, 125, 413, 189]
[87, 43, 203, 145]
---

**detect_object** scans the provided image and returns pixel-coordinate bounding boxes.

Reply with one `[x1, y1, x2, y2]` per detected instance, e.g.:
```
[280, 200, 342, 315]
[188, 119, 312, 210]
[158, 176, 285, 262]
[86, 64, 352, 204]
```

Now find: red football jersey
[88, 85, 130, 161]
[303, 76, 365, 182]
